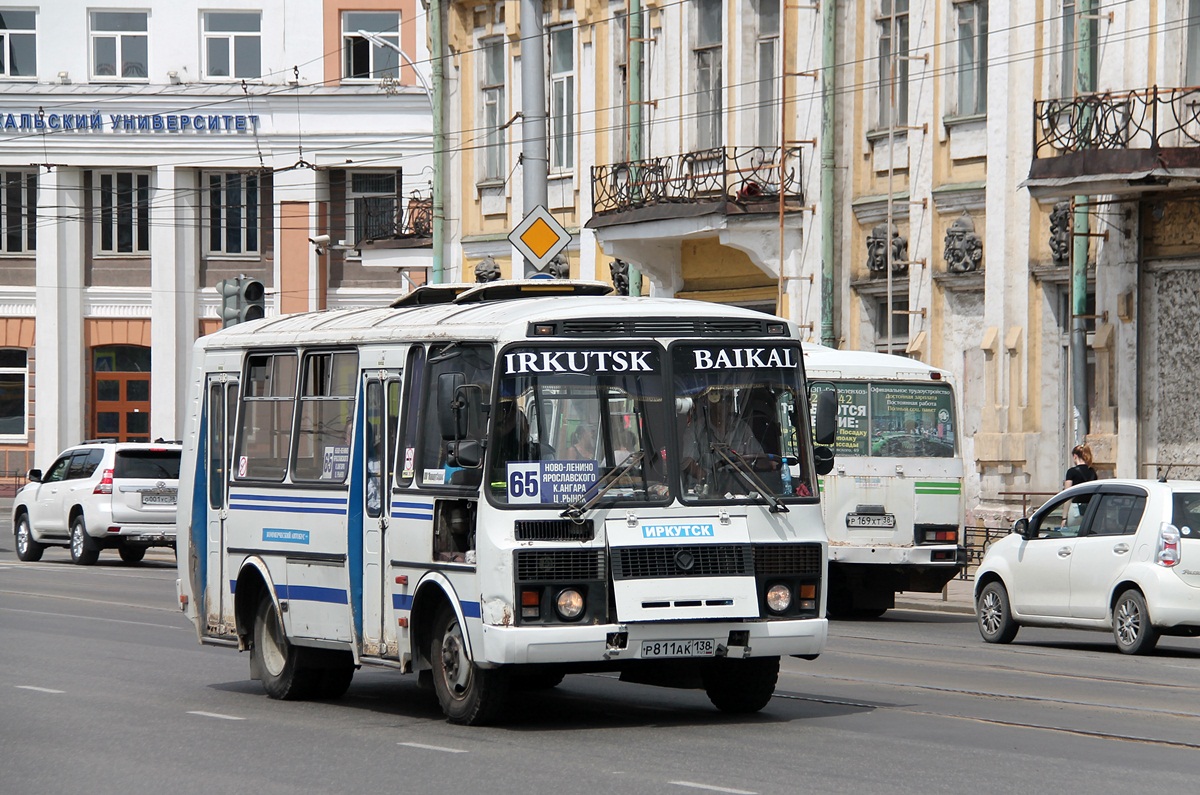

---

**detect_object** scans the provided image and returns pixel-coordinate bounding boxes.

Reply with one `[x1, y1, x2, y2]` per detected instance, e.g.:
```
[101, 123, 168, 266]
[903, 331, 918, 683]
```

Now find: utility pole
[520, 0, 548, 278]
[1071, 0, 1097, 442]
[430, 0, 446, 284]
[627, 0, 644, 295]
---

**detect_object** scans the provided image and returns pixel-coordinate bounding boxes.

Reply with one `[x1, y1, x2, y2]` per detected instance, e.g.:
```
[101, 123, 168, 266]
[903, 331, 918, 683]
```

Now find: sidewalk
[893, 577, 977, 615]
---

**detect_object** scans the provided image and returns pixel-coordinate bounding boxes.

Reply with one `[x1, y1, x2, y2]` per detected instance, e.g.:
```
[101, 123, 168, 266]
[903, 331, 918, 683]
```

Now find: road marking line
[397, 741, 468, 754]
[0, 606, 184, 630]
[669, 783, 756, 795]
[15, 685, 65, 694]
[187, 711, 246, 721]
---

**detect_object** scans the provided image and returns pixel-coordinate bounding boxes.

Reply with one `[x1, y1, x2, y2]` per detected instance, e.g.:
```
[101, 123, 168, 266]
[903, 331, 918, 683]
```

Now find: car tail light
[94, 469, 114, 495]
[1157, 523, 1181, 567]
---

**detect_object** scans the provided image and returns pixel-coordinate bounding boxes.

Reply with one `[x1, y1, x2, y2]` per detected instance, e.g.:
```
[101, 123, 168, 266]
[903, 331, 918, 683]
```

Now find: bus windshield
[672, 343, 813, 503]
[816, 381, 956, 458]
[489, 346, 669, 506]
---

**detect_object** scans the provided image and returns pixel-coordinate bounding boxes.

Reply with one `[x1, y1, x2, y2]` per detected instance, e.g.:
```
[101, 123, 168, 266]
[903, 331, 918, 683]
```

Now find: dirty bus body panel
[805, 344, 966, 618]
[177, 281, 831, 724]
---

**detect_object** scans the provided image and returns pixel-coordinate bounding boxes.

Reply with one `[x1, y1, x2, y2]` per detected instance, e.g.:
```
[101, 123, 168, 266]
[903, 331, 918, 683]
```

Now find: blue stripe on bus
[394, 511, 435, 520]
[277, 584, 349, 605]
[346, 387, 366, 643]
[228, 503, 347, 516]
[392, 592, 480, 619]
[192, 408, 209, 612]
[230, 493, 349, 506]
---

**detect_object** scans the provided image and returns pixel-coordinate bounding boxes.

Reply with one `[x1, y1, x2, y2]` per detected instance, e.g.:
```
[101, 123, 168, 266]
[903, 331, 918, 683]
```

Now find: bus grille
[514, 549, 606, 582]
[753, 543, 822, 575]
[612, 544, 754, 579]
[514, 519, 595, 542]
[552, 318, 782, 338]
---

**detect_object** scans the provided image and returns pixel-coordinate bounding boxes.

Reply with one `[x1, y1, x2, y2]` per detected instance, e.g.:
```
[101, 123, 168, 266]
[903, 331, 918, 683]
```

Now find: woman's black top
[1064, 464, 1097, 486]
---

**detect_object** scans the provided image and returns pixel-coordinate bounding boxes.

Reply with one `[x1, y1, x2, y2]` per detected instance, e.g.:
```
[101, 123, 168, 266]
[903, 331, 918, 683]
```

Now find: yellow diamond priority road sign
[509, 205, 571, 269]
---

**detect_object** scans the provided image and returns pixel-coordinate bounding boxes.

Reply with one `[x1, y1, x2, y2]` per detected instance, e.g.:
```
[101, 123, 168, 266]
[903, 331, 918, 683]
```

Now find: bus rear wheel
[430, 603, 509, 725]
[702, 656, 779, 714]
[253, 593, 317, 700]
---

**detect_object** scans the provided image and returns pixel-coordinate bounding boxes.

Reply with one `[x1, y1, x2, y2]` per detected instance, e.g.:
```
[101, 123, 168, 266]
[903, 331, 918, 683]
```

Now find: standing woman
[1064, 443, 1097, 489]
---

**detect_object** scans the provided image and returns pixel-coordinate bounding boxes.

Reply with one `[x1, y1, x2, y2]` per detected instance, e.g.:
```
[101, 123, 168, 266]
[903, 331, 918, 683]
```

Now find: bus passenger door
[205, 375, 239, 636]
[362, 373, 401, 657]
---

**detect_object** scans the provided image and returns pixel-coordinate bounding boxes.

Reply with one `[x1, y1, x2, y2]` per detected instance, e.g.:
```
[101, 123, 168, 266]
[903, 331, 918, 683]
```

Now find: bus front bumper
[479, 617, 828, 666]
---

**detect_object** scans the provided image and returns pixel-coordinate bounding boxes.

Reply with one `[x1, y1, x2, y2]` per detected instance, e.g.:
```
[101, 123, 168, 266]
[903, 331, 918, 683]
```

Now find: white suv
[974, 479, 1200, 654]
[12, 441, 181, 565]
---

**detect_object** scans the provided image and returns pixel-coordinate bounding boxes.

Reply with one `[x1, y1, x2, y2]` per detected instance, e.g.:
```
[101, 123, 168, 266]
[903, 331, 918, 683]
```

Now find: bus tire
[15, 514, 44, 562]
[312, 651, 357, 700]
[430, 603, 509, 725]
[702, 656, 779, 714]
[70, 517, 100, 566]
[253, 593, 316, 700]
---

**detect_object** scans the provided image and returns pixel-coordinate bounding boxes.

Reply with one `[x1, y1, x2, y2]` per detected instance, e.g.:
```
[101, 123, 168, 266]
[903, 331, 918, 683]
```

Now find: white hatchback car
[12, 440, 181, 565]
[974, 479, 1200, 654]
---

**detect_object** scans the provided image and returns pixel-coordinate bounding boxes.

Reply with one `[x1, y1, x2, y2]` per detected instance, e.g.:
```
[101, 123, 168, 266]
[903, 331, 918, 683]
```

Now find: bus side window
[396, 346, 425, 487]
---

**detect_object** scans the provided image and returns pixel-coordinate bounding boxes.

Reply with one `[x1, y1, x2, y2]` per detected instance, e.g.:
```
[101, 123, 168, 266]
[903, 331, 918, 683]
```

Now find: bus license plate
[847, 513, 895, 528]
[142, 493, 177, 505]
[640, 639, 716, 658]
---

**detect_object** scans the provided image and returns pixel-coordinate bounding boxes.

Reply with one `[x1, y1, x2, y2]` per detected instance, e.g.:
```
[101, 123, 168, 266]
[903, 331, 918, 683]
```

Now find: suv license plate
[847, 513, 895, 528]
[640, 639, 716, 658]
[142, 494, 177, 505]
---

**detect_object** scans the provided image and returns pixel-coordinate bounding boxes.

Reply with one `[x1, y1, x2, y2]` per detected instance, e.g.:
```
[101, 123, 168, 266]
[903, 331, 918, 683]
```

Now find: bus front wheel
[430, 603, 509, 725]
[253, 593, 316, 700]
[702, 655, 780, 714]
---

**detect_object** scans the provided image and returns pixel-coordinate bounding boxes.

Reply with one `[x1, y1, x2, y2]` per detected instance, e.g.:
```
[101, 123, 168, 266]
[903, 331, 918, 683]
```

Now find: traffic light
[217, 276, 267, 328]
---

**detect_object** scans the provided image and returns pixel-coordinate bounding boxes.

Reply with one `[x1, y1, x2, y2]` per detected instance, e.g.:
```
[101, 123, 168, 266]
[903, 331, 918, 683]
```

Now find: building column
[151, 165, 198, 440]
[34, 167, 86, 467]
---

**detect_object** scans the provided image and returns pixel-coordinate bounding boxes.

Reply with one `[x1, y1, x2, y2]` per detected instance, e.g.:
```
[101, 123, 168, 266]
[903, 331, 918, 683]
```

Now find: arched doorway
[92, 345, 151, 442]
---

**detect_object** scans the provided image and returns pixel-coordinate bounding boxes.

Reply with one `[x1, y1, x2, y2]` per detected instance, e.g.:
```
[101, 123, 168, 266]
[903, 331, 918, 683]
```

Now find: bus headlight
[766, 584, 792, 614]
[555, 588, 585, 621]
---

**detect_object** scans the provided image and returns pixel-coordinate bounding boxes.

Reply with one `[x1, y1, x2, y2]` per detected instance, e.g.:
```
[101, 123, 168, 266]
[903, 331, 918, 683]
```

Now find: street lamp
[356, 30, 432, 101]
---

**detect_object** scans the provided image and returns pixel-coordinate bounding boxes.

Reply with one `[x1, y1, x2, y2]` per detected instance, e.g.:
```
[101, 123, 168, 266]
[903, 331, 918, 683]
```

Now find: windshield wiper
[709, 444, 788, 513]
[560, 450, 645, 520]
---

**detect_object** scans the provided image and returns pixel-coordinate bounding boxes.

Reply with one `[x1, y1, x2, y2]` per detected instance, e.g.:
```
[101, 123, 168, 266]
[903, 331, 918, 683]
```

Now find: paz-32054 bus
[176, 280, 837, 724]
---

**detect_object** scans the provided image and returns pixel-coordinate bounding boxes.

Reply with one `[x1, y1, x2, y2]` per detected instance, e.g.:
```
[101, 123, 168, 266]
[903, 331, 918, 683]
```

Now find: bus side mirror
[813, 388, 837, 446]
[447, 439, 482, 468]
[438, 374, 466, 440]
[813, 446, 834, 476]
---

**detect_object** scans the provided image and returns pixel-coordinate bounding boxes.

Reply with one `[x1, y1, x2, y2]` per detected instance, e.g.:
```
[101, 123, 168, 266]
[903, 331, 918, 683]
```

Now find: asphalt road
[2, 531, 1199, 795]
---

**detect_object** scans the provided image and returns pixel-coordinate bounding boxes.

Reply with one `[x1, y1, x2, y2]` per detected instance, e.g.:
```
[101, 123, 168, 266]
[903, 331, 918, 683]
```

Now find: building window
[481, 38, 505, 182]
[877, 0, 909, 128]
[1187, 0, 1200, 86]
[875, 296, 910, 354]
[1, 171, 36, 254]
[756, 0, 780, 147]
[203, 11, 261, 80]
[694, 0, 723, 150]
[954, 0, 987, 116]
[1060, 0, 1097, 97]
[343, 11, 400, 80]
[0, 10, 36, 78]
[90, 11, 148, 80]
[206, 172, 259, 255]
[348, 172, 398, 244]
[0, 348, 28, 439]
[549, 26, 575, 171]
[96, 171, 150, 254]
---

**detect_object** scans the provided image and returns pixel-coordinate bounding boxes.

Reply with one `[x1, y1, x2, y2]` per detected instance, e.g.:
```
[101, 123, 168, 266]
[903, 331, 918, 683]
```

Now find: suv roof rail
[153, 438, 183, 445]
[79, 438, 119, 444]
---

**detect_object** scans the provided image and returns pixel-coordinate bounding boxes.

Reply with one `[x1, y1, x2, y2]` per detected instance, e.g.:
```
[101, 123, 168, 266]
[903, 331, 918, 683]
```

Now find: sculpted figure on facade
[474, 255, 501, 283]
[543, 255, 570, 279]
[610, 259, 630, 295]
[867, 223, 908, 275]
[943, 212, 984, 273]
[1050, 201, 1072, 266]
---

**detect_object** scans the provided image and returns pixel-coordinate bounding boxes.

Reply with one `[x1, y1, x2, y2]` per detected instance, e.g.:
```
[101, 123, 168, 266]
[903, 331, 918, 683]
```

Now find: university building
[441, 0, 1200, 522]
[0, 0, 433, 475]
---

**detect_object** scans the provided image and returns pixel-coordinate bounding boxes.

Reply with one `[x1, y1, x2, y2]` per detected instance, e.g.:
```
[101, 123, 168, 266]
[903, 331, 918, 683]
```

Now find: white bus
[804, 345, 965, 618]
[176, 280, 838, 724]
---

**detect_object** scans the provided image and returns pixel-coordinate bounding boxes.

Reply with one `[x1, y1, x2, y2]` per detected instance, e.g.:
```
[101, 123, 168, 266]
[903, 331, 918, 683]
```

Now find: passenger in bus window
[493, 400, 537, 462]
[563, 424, 597, 461]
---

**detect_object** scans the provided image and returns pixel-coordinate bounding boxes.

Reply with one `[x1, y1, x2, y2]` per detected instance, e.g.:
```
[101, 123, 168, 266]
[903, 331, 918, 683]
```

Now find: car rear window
[1172, 493, 1200, 537]
[114, 450, 181, 479]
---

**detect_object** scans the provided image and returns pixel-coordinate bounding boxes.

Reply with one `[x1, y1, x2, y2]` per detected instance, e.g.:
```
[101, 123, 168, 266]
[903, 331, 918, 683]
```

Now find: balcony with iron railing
[1027, 86, 1200, 197]
[588, 145, 804, 227]
[352, 190, 433, 245]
